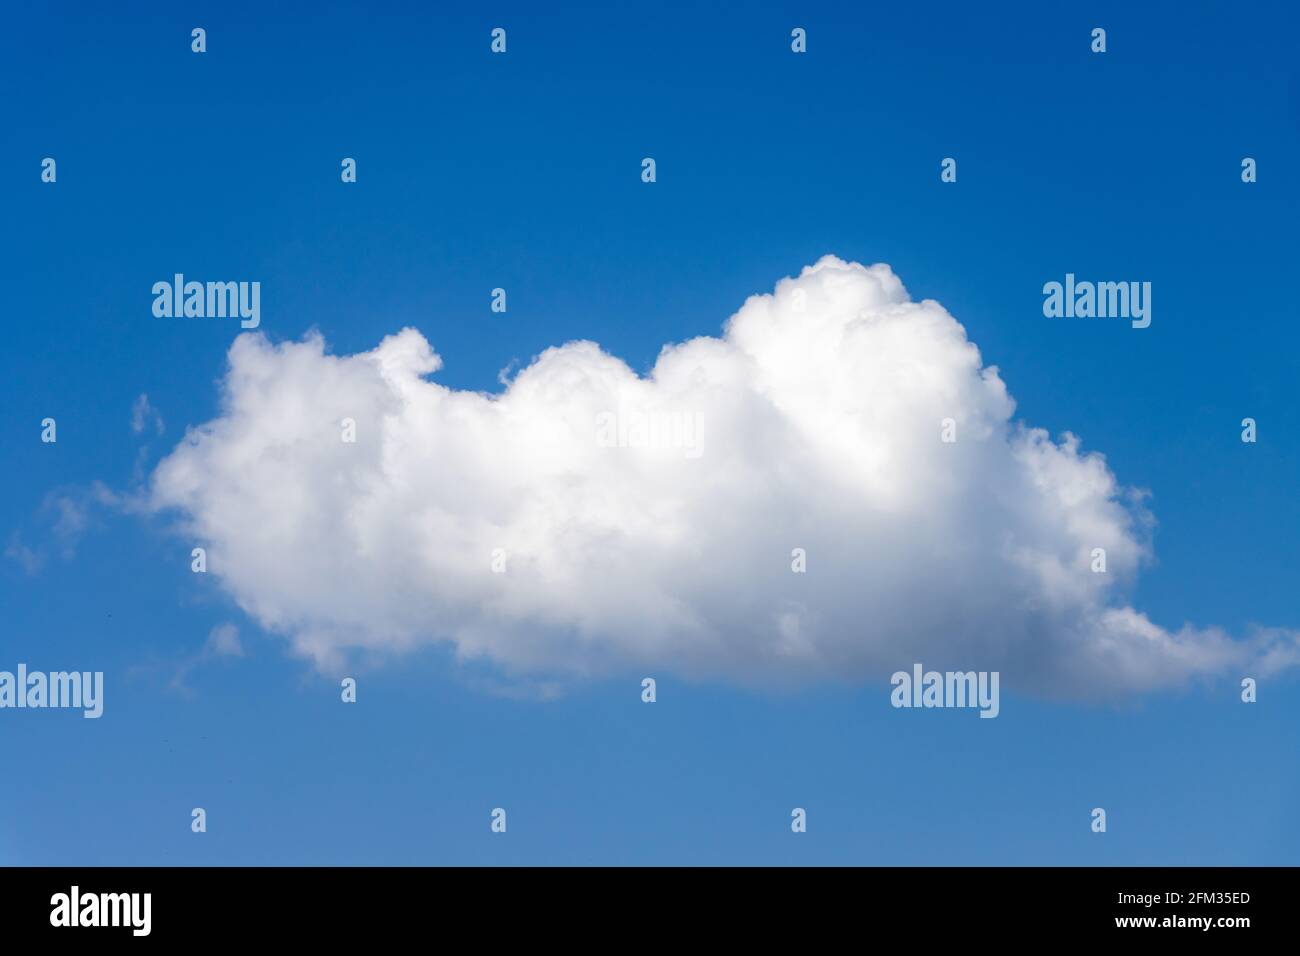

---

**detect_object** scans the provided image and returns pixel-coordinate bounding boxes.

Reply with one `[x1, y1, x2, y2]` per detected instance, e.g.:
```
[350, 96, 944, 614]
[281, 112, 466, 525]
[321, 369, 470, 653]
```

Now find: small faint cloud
[497, 358, 521, 386]
[40, 483, 120, 559]
[168, 623, 248, 694]
[129, 395, 166, 485]
[131, 394, 165, 437]
[205, 623, 244, 658]
[4, 533, 43, 574]
[46, 494, 87, 546]
[6, 484, 121, 570]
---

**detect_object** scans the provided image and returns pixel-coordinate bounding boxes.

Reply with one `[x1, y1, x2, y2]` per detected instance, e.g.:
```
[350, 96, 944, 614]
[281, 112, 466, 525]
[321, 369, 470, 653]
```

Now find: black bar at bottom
[0, 866, 1283, 942]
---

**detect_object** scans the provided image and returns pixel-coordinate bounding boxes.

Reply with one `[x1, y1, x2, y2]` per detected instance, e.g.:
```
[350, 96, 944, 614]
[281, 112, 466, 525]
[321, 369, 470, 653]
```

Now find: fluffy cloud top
[148, 256, 1297, 695]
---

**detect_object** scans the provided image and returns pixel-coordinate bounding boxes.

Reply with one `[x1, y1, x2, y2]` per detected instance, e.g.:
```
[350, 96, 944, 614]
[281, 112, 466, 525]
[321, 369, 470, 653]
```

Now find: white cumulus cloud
[146, 256, 1299, 696]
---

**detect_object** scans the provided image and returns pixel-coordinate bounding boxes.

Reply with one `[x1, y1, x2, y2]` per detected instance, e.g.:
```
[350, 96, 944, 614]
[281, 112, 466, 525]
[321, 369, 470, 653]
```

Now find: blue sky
[1, 0, 1297, 865]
